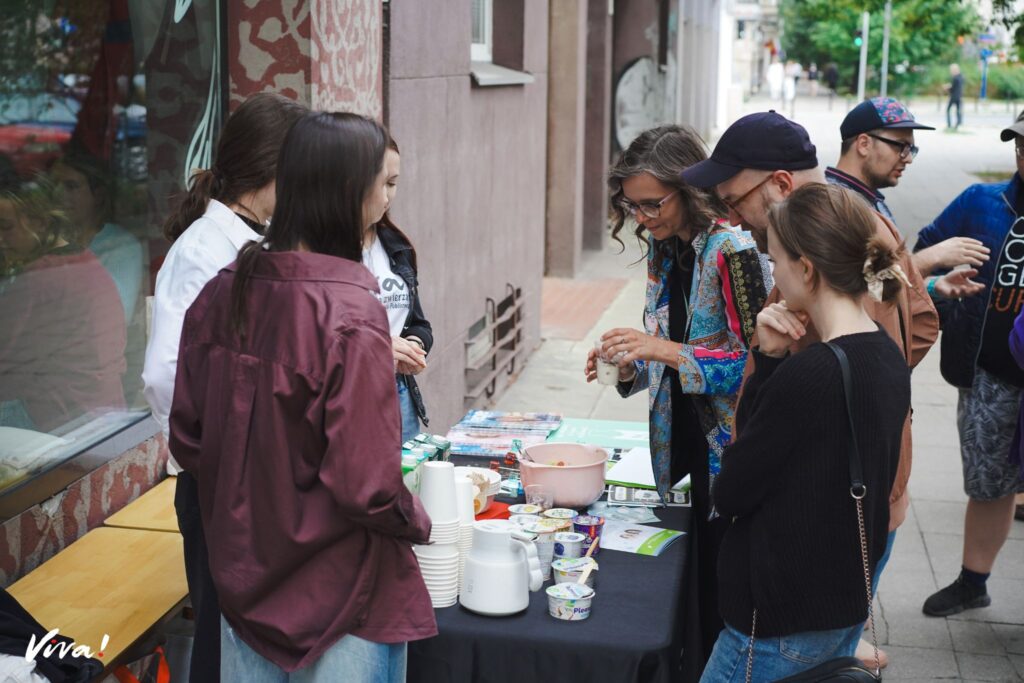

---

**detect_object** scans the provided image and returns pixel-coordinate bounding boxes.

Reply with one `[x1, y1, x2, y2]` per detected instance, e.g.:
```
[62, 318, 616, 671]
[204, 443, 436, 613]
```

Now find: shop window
[0, 1, 223, 504]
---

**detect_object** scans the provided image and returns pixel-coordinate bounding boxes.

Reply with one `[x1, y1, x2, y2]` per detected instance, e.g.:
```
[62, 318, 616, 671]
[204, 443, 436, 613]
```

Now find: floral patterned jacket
[619, 223, 771, 507]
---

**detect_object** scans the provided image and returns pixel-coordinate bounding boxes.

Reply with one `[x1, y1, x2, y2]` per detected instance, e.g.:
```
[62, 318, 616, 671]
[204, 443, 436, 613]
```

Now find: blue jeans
[872, 529, 897, 595]
[220, 617, 407, 683]
[700, 621, 863, 682]
[397, 377, 420, 443]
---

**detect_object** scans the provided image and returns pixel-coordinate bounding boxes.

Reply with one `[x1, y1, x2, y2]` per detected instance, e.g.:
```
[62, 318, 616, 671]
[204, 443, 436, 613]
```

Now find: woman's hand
[755, 302, 808, 358]
[393, 336, 427, 375]
[601, 328, 680, 368]
[584, 347, 636, 383]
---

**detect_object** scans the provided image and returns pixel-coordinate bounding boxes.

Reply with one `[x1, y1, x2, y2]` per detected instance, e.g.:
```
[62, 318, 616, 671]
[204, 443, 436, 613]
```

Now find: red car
[0, 95, 79, 182]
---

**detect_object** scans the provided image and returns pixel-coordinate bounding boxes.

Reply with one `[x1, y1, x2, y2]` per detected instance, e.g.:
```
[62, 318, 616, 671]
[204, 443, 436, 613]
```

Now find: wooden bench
[8, 526, 188, 673]
[104, 477, 179, 533]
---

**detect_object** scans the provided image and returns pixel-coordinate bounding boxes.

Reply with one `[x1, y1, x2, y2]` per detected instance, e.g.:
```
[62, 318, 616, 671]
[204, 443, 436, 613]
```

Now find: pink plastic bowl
[519, 443, 608, 509]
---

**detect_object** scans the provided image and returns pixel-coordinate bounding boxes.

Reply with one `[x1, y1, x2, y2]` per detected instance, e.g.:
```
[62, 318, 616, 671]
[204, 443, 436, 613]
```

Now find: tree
[779, 0, 981, 96]
[991, 0, 1023, 56]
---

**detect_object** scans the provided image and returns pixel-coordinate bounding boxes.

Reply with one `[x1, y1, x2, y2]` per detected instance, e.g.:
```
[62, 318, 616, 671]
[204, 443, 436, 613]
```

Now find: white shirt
[141, 200, 262, 473]
[361, 236, 411, 338]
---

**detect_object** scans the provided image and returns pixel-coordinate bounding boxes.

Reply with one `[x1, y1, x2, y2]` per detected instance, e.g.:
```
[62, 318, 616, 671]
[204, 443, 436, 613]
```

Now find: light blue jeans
[872, 529, 897, 595]
[700, 621, 863, 682]
[220, 617, 407, 683]
[397, 377, 420, 443]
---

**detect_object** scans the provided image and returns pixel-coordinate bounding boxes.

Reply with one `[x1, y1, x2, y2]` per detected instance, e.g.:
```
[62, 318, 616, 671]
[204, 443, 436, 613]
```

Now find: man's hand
[913, 237, 990, 276]
[933, 269, 985, 299]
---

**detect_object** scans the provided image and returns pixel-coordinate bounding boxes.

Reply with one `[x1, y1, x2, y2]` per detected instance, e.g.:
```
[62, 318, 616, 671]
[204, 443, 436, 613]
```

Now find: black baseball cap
[1000, 110, 1024, 141]
[680, 111, 818, 189]
[840, 97, 935, 140]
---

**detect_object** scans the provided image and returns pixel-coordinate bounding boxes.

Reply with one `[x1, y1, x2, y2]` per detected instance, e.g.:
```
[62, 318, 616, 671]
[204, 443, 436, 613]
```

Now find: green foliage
[779, 0, 981, 96]
[992, 0, 1024, 55]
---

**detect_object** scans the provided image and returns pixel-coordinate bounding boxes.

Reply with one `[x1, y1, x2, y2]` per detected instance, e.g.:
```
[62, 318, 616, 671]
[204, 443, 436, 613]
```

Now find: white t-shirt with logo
[362, 236, 412, 337]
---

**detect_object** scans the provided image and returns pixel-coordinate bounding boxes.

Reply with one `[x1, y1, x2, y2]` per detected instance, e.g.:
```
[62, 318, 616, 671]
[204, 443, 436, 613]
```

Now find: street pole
[880, 1, 892, 97]
[857, 11, 869, 102]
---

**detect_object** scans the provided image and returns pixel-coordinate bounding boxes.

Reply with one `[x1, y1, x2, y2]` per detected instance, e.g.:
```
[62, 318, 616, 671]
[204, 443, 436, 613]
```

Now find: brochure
[599, 519, 686, 556]
[605, 447, 691, 494]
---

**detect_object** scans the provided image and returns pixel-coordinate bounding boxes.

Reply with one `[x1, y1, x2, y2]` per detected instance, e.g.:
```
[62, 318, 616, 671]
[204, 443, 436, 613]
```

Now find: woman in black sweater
[701, 184, 912, 682]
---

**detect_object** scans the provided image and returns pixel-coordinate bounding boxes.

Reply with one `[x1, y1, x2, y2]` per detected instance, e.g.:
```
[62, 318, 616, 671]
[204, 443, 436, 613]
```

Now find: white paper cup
[420, 461, 458, 522]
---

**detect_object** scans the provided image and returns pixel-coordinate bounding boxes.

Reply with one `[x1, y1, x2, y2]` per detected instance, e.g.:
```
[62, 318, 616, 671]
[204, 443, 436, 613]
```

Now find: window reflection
[0, 0, 221, 496]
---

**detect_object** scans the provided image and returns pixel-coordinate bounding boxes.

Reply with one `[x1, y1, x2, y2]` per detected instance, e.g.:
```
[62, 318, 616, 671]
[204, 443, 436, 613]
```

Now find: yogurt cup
[508, 503, 544, 515]
[509, 514, 543, 527]
[543, 508, 579, 521]
[546, 583, 595, 621]
[573, 514, 606, 556]
[553, 531, 587, 560]
[551, 557, 597, 587]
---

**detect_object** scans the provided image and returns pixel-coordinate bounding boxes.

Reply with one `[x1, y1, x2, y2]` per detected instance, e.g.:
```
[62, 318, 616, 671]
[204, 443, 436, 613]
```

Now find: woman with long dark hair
[169, 112, 436, 682]
[362, 137, 432, 442]
[584, 125, 771, 679]
[701, 184, 910, 681]
[142, 92, 306, 682]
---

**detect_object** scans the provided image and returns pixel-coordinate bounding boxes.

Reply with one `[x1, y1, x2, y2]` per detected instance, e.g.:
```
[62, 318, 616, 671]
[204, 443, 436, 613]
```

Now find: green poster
[546, 418, 649, 450]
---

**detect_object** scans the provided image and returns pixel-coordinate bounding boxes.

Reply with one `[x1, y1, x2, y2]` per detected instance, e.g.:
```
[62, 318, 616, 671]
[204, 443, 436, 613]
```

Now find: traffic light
[854, 29, 863, 47]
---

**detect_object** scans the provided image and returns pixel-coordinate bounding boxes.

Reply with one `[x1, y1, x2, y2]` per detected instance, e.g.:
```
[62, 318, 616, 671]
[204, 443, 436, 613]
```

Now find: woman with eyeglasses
[584, 125, 771, 678]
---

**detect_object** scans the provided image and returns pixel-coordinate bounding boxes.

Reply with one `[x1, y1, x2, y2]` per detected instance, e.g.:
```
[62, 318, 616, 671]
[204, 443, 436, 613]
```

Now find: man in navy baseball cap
[681, 111, 823, 250]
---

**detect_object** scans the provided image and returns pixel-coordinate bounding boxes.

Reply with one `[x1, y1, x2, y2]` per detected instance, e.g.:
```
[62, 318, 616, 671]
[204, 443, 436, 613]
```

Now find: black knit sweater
[714, 329, 910, 637]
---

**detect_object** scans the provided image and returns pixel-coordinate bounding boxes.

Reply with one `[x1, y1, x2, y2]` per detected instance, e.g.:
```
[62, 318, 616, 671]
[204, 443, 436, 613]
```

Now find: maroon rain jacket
[169, 250, 436, 671]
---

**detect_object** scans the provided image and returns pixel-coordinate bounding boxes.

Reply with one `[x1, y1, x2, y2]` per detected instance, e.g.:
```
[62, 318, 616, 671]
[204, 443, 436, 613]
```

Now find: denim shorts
[700, 621, 863, 683]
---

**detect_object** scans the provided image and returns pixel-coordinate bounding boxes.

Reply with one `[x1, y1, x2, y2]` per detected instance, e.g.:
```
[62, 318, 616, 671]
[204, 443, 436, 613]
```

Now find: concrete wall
[545, 0, 588, 276]
[582, 0, 613, 252]
[387, 0, 549, 432]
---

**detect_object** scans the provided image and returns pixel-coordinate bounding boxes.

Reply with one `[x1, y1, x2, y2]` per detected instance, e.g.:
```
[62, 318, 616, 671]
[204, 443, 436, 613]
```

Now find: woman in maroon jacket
[169, 112, 436, 682]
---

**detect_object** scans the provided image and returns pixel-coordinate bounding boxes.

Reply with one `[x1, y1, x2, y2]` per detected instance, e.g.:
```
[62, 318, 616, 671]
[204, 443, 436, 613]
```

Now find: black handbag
[744, 343, 882, 683]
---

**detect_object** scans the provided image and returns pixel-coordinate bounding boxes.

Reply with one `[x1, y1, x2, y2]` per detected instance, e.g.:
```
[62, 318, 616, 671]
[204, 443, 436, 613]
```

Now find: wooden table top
[8, 527, 188, 666]
[104, 477, 179, 533]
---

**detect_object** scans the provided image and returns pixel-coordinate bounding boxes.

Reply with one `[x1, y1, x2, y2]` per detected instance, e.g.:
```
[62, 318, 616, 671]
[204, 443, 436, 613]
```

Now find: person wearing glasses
[912, 111, 1024, 620]
[584, 125, 771, 678]
[683, 110, 943, 672]
[825, 97, 933, 222]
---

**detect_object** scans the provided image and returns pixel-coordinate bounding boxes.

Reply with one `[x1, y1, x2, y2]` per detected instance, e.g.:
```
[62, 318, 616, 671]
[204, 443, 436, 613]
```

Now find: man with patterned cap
[827, 97, 934, 220]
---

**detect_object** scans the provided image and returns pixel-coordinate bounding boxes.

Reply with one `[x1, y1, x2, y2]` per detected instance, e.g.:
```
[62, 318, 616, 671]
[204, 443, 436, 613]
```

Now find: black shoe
[922, 576, 991, 617]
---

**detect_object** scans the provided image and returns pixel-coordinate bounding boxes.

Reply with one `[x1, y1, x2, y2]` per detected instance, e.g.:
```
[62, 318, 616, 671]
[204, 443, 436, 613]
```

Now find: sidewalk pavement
[493, 94, 1024, 681]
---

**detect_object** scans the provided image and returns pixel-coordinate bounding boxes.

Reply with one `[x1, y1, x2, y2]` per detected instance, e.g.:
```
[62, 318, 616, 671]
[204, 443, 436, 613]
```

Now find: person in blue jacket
[913, 110, 1024, 617]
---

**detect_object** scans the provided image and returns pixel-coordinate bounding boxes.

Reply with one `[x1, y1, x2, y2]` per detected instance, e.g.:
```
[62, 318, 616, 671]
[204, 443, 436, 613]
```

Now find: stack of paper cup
[454, 477, 476, 592]
[415, 462, 460, 607]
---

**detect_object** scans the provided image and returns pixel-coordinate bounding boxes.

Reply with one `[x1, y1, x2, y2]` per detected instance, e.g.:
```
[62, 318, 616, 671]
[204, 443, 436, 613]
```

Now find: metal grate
[464, 283, 524, 402]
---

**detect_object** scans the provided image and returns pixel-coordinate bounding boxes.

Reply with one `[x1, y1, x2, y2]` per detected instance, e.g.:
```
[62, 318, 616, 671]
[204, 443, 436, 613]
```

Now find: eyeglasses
[618, 189, 680, 219]
[866, 134, 919, 160]
[720, 173, 773, 214]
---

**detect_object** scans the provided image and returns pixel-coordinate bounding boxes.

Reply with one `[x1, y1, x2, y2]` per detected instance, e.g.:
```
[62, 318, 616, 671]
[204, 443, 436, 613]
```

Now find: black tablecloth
[408, 505, 692, 683]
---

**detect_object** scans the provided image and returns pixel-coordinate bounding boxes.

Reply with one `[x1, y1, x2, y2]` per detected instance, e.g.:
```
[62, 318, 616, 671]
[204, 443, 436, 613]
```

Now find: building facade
[0, 0, 726, 584]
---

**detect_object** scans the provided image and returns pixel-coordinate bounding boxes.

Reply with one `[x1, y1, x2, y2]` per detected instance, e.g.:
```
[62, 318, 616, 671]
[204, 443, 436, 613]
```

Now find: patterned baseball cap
[840, 97, 935, 140]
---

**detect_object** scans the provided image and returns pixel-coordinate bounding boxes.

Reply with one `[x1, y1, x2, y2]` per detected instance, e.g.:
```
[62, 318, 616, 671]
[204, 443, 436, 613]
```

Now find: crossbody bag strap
[825, 341, 881, 678]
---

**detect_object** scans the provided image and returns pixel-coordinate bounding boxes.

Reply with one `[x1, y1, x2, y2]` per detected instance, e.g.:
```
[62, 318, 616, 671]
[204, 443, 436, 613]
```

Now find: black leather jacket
[378, 226, 432, 425]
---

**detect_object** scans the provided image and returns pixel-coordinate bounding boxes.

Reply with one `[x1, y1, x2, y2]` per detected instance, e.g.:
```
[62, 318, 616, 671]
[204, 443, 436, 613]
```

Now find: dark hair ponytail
[229, 112, 389, 336]
[162, 93, 307, 242]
